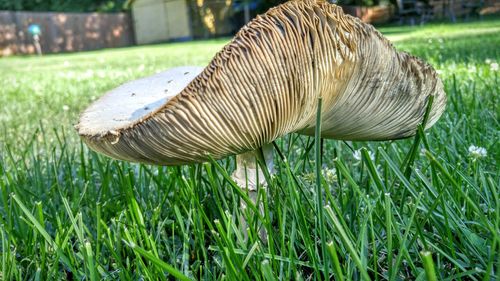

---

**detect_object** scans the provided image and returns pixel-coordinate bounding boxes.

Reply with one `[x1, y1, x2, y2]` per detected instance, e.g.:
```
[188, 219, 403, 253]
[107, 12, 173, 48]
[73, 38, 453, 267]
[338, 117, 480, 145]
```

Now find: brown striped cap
[76, 0, 446, 165]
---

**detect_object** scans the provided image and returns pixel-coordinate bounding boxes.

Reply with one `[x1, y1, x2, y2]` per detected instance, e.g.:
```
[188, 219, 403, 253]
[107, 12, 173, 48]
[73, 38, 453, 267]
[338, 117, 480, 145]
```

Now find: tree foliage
[0, 0, 129, 12]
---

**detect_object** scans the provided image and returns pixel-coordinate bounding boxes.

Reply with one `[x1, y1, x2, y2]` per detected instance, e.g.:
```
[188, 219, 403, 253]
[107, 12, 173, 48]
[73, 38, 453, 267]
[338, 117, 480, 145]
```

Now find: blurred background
[0, 0, 498, 56]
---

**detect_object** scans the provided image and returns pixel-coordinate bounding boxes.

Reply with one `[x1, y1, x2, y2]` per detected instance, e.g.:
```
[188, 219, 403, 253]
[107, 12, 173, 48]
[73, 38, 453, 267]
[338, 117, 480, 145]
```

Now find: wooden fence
[0, 11, 134, 56]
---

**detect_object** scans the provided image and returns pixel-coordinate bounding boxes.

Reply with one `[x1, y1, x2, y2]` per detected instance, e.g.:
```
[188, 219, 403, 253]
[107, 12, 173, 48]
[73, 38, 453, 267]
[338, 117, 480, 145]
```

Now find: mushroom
[76, 0, 446, 236]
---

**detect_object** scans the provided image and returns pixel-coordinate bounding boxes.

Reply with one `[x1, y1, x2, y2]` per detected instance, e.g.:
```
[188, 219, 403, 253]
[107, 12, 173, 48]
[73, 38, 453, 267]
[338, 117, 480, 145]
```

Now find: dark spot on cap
[131, 93, 136, 96]
[144, 107, 149, 110]
[184, 72, 189, 75]
[167, 80, 173, 84]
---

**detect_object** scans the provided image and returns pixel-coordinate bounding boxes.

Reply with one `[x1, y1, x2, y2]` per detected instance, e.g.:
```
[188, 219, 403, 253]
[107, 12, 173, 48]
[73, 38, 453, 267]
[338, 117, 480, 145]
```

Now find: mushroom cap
[77, 66, 203, 164]
[76, 0, 446, 165]
[78, 67, 203, 138]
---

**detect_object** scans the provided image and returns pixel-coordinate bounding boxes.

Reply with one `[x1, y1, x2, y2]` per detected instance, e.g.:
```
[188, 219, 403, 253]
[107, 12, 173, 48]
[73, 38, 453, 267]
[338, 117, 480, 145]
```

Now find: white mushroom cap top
[76, 0, 446, 165]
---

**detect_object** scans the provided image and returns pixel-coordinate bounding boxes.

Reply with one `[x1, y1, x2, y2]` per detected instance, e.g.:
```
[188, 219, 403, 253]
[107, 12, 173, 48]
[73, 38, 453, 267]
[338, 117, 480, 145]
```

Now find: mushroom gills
[76, 66, 204, 160]
[77, 0, 447, 242]
[77, 1, 446, 167]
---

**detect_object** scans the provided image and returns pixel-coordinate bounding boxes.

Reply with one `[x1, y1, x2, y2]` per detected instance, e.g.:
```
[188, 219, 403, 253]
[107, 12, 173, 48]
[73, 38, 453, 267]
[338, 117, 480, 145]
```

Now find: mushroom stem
[231, 143, 275, 190]
[231, 143, 274, 242]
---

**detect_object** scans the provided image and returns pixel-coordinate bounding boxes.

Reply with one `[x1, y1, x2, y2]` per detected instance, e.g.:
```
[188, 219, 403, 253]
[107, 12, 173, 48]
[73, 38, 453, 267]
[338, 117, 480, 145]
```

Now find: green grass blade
[127, 242, 193, 281]
[420, 251, 438, 281]
[326, 241, 345, 281]
[324, 205, 371, 281]
[314, 97, 329, 278]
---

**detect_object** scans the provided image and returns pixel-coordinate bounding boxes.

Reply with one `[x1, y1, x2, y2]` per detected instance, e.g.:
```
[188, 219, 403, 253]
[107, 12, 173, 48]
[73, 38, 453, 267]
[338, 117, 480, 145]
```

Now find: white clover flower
[367, 151, 376, 161]
[301, 166, 337, 183]
[479, 203, 495, 214]
[322, 167, 337, 182]
[301, 172, 315, 182]
[353, 149, 375, 162]
[82, 69, 94, 79]
[468, 145, 487, 160]
[490, 62, 499, 71]
[62, 105, 69, 111]
[353, 149, 362, 161]
[58, 71, 76, 79]
[97, 70, 106, 78]
[485, 58, 492, 64]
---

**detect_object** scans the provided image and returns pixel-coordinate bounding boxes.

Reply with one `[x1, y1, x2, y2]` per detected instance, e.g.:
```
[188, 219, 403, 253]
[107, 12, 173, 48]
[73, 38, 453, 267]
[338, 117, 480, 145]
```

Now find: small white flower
[420, 148, 427, 156]
[468, 145, 487, 160]
[479, 203, 495, 214]
[97, 70, 106, 78]
[63, 60, 70, 67]
[485, 58, 492, 64]
[353, 149, 375, 162]
[62, 105, 69, 111]
[467, 65, 477, 73]
[353, 149, 362, 161]
[137, 64, 145, 71]
[490, 62, 499, 71]
[367, 151, 375, 161]
[322, 167, 337, 182]
[82, 69, 94, 79]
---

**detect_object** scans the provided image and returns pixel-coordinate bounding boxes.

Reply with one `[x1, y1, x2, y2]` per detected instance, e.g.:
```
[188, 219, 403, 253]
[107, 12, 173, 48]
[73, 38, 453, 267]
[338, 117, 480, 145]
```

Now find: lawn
[0, 18, 499, 280]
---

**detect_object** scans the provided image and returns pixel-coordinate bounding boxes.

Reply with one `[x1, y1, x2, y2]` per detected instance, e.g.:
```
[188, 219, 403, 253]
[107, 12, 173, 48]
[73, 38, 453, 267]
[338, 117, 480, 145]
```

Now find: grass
[0, 18, 499, 280]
